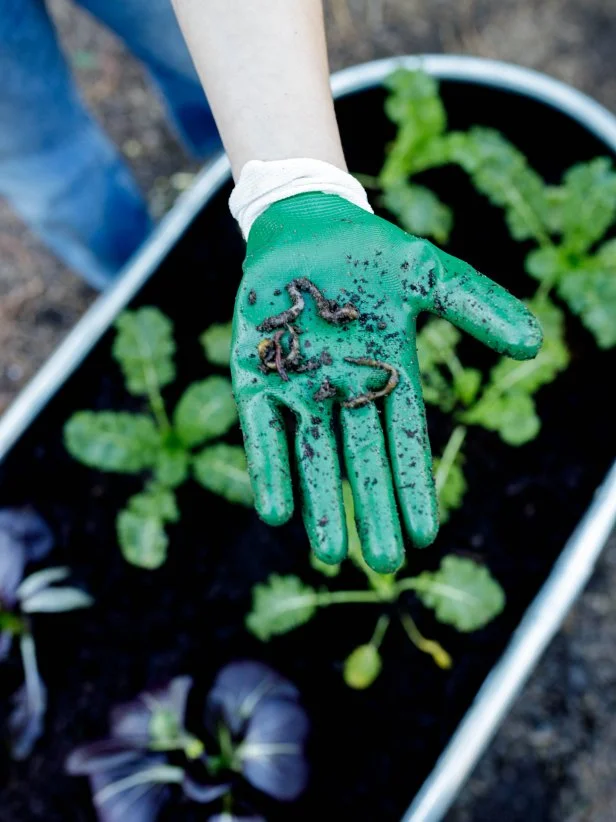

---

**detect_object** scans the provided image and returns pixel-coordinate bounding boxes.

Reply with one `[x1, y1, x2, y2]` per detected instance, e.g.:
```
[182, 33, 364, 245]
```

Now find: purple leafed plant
[67, 662, 309, 822]
[0, 508, 93, 759]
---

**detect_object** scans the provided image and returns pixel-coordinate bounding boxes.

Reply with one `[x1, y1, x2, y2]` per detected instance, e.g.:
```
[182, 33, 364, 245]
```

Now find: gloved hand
[230, 167, 542, 574]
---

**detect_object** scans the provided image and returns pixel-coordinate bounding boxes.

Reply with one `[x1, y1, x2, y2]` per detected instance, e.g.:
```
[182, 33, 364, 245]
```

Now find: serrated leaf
[464, 390, 541, 446]
[310, 552, 341, 578]
[200, 322, 233, 367]
[452, 127, 550, 244]
[173, 378, 238, 448]
[381, 182, 452, 243]
[193, 444, 253, 506]
[343, 644, 382, 690]
[117, 509, 168, 570]
[113, 308, 176, 396]
[154, 446, 189, 488]
[546, 158, 616, 253]
[128, 484, 179, 524]
[416, 319, 461, 412]
[556, 238, 616, 349]
[246, 575, 317, 641]
[64, 412, 160, 473]
[410, 555, 505, 632]
[488, 297, 569, 393]
[463, 297, 568, 444]
[381, 69, 447, 187]
[416, 319, 461, 371]
[21, 587, 93, 614]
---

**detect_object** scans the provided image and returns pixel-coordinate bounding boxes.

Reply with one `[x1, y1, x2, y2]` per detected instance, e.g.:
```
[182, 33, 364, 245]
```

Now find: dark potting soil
[0, 82, 615, 822]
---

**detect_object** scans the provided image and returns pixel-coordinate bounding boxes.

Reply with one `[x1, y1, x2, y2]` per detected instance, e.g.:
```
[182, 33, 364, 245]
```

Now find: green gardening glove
[231, 192, 542, 573]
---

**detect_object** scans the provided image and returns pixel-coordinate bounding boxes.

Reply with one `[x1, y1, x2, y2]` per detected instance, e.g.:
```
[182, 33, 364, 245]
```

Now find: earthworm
[257, 277, 359, 332]
[258, 324, 302, 380]
[342, 357, 400, 409]
[273, 329, 288, 382]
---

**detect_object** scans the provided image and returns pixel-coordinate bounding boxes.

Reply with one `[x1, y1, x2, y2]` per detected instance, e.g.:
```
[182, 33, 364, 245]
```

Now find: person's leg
[76, 0, 222, 158]
[0, 0, 152, 290]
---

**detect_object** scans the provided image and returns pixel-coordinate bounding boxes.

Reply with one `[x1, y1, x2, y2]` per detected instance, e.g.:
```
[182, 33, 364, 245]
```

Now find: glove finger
[238, 394, 294, 526]
[384, 360, 439, 548]
[341, 402, 404, 574]
[295, 408, 347, 566]
[430, 248, 543, 360]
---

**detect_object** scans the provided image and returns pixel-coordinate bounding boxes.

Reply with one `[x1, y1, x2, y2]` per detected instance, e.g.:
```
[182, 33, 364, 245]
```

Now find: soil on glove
[0, 83, 615, 822]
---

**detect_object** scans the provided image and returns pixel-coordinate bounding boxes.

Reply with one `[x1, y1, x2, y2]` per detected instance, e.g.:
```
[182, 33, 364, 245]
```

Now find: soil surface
[1, 1, 616, 820]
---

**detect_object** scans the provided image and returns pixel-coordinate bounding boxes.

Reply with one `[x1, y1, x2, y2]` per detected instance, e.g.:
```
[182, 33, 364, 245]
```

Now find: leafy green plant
[64, 308, 251, 570]
[246, 481, 504, 689]
[359, 69, 616, 522]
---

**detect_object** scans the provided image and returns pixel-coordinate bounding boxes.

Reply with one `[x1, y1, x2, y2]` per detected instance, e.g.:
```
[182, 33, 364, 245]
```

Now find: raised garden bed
[0, 57, 615, 822]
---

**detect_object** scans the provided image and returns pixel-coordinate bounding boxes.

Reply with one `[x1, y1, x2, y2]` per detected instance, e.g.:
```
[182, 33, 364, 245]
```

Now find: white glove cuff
[229, 158, 373, 239]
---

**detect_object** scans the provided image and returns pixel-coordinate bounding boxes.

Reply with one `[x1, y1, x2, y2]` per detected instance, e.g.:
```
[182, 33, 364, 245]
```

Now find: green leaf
[416, 319, 461, 371]
[451, 127, 550, 244]
[21, 588, 93, 614]
[193, 444, 253, 506]
[381, 182, 452, 243]
[453, 368, 482, 406]
[556, 238, 616, 348]
[545, 158, 616, 253]
[343, 644, 383, 690]
[128, 483, 179, 524]
[490, 297, 569, 393]
[525, 246, 569, 285]
[64, 412, 160, 473]
[113, 308, 176, 396]
[200, 322, 233, 367]
[246, 575, 317, 641]
[117, 507, 169, 569]
[310, 552, 341, 578]
[416, 319, 461, 412]
[463, 297, 569, 444]
[154, 446, 189, 488]
[173, 377, 238, 448]
[464, 390, 540, 446]
[410, 555, 505, 632]
[434, 456, 466, 524]
[381, 69, 448, 187]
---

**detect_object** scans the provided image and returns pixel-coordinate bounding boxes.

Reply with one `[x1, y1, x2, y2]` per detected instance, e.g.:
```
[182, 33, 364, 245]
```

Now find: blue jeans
[0, 0, 221, 289]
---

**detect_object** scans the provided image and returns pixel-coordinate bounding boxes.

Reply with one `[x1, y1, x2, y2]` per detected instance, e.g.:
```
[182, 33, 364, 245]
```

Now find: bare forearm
[170, 0, 345, 177]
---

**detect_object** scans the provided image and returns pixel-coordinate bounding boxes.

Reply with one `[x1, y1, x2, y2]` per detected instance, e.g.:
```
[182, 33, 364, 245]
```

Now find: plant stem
[314, 590, 384, 607]
[217, 721, 237, 771]
[399, 611, 452, 669]
[148, 383, 170, 432]
[370, 613, 391, 649]
[435, 425, 467, 494]
[94, 764, 184, 806]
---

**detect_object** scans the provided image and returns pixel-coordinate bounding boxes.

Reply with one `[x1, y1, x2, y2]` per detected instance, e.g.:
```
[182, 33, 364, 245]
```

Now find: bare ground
[0, 2, 615, 819]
